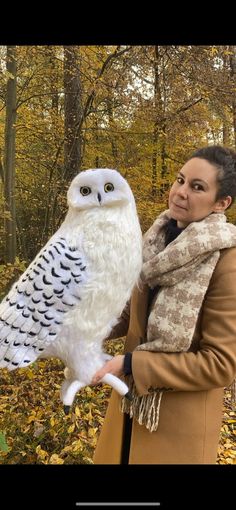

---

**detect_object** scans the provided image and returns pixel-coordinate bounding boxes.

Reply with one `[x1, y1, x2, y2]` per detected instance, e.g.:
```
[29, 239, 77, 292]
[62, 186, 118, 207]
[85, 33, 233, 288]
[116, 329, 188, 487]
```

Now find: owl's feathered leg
[61, 371, 132, 414]
[59, 368, 74, 405]
[64, 366, 72, 381]
[61, 365, 132, 414]
[61, 379, 86, 414]
[101, 373, 133, 401]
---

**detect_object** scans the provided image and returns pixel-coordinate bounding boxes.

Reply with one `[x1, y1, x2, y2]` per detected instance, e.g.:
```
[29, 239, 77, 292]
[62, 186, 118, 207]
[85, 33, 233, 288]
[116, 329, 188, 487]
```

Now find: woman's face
[168, 157, 232, 227]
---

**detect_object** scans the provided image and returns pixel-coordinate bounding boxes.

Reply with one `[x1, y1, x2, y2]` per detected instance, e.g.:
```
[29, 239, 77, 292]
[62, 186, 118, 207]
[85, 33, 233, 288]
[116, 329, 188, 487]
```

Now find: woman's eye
[104, 182, 114, 193]
[80, 186, 91, 196]
[176, 176, 184, 184]
[193, 184, 204, 191]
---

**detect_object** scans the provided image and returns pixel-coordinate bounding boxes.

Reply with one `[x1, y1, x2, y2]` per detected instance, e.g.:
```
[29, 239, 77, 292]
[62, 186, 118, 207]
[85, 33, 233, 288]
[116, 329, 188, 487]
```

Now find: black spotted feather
[0, 236, 87, 370]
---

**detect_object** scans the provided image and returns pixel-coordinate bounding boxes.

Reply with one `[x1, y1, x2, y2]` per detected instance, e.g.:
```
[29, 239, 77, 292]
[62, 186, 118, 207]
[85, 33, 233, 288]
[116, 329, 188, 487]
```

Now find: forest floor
[0, 338, 235, 464]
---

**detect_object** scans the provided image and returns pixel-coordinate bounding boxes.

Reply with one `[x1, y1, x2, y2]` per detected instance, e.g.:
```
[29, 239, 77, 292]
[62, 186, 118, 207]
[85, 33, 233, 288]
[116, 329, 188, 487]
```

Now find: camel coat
[93, 247, 236, 464]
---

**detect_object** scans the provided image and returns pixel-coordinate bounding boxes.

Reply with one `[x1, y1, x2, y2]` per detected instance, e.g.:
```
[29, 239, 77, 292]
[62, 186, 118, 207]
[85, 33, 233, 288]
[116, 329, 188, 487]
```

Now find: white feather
[0, 168, 142, 409]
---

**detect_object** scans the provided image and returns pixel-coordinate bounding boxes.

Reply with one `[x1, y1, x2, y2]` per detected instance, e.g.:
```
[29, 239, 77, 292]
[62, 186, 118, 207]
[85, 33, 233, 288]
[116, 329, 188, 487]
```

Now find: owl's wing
[0, 236, 87, 370]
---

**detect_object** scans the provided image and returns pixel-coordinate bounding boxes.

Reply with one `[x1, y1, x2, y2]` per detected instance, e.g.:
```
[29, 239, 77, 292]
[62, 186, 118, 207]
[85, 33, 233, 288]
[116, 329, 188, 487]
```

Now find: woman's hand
[91, 355, 125, 385]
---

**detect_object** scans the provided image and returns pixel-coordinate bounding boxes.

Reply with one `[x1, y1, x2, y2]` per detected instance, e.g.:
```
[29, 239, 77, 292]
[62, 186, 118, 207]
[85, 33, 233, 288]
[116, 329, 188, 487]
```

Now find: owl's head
[67, 168, 135, 210]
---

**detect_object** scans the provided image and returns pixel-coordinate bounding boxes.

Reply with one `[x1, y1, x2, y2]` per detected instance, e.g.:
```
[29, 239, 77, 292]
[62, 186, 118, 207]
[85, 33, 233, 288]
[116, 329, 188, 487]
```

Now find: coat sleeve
[106, 300, 130, 340]
[132, 248, 236, 396]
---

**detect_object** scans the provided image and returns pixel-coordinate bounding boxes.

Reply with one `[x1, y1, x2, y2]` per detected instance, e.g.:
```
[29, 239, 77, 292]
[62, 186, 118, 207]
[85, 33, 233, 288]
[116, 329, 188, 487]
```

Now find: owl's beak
[97, 192, 102, 204]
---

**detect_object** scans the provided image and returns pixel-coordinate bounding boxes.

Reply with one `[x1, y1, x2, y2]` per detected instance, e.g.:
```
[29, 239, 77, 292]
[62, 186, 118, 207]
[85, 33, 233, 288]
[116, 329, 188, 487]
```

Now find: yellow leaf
[36, 412, 44, 421]
[88, 427, 98, 438]
[223, 449, 236, 458]
[75, 406, 81, 418]
[49, 454, 64, 464]
[83, 457, 94, 464]
[27, 413, 36, 424]
[36, 445, 48, 460]
[0, 404, 8, 411]
[26, 369, 35, 380]
[85, 409, 93, 422]
[50, 417, 55, 427]
[61, 445, 73, 454]
[49, 429, 57, 438]
[68, 424, 75, 433]
[22, 425, 31, 433]
[71, 439, 82, 452]
[222, 425, 229, 433]
[225, 458, 234, 464]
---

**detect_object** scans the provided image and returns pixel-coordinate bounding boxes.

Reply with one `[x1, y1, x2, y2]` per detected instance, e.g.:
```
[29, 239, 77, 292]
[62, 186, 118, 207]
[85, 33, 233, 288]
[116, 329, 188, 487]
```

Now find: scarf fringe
[120, 382, 163, 432]
[120, 382, 236, 433]
[228, 380, 236, 404]
[121, 380, 236, 433]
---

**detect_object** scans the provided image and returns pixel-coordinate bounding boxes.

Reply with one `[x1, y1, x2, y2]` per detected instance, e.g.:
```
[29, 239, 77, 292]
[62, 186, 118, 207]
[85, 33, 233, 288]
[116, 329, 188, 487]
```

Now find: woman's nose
[177, 183, 188, 199]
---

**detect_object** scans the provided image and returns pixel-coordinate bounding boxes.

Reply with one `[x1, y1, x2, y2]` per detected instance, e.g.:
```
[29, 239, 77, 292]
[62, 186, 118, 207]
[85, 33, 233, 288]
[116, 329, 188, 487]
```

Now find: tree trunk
[222, 116, 230, 146]
[229, 46, 236, 149]
[160, 123, 167, 180]
[94, 117, 100, 168]
[63, 46, 83, 181]
[107, 95, 118, 167]
[47, 45, 59, 113]
[4, 46, 17, 263]
[43, 46, 61, 241]
[152, 49, 159, 197]
[222, 50, 231, 146]
[152, 46, 164, 196]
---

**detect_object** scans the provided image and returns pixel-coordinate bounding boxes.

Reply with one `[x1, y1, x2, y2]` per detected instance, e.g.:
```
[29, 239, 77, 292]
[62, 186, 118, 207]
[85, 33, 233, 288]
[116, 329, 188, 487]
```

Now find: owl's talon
[125, 390, 133, 401]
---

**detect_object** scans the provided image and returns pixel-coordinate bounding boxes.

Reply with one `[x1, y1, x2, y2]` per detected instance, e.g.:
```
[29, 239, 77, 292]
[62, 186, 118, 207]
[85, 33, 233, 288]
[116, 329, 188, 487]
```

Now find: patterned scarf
[121, 210, 236, 431]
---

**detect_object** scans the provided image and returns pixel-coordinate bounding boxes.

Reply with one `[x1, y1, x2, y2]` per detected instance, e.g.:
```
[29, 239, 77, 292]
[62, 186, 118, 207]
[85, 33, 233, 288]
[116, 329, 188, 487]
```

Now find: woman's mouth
[172, 202, 187, 210]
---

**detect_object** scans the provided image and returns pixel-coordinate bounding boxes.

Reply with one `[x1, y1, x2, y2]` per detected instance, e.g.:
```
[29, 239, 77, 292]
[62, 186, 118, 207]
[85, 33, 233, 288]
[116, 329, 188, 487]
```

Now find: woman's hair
[189, 145, 236, 204]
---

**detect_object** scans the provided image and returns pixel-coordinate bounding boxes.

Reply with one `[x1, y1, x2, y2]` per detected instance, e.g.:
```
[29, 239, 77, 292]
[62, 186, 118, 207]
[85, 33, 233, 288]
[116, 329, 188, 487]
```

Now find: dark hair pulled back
[189, 145, 236, 203]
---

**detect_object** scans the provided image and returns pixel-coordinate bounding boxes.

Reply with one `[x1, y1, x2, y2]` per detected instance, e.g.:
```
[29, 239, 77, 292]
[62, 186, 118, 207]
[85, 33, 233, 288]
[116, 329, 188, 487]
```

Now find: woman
[92, 145, 236, 464]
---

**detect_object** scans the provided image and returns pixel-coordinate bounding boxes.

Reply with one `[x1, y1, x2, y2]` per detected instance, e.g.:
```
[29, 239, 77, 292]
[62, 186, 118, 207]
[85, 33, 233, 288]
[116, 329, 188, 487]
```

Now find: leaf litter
[0, 338, 235, 464]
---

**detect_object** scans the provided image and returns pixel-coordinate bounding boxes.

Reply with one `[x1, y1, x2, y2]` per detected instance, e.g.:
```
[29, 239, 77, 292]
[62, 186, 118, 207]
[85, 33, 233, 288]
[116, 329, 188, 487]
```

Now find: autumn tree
[3, 45, 17, 263]
[63, 46, 83, 180]
[1, 44, 236, 268]
[229, 46, 236, 148]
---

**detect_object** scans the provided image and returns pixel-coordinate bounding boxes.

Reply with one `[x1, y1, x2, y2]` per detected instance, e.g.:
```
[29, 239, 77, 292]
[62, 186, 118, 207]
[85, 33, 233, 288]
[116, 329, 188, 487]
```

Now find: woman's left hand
[91, 355, 125, 385]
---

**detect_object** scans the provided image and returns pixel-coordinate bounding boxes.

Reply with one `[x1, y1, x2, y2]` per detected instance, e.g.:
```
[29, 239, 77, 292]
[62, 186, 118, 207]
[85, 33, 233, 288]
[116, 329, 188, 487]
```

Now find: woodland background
[0, 45, 235, 464]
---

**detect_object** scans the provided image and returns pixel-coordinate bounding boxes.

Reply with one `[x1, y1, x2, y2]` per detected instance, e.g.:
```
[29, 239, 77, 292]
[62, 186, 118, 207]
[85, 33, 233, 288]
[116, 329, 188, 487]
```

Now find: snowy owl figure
[0, 168, 142, 413]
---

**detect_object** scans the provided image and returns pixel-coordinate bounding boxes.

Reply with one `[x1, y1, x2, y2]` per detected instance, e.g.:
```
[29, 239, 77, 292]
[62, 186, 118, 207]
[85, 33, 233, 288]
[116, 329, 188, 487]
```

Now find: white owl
[0, 168, 142, 413]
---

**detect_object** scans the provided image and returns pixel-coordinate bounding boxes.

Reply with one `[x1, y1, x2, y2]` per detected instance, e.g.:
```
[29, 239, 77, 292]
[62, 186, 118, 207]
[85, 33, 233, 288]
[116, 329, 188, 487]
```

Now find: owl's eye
[80, 186, 91, 196]
[104, 183, 114, 193]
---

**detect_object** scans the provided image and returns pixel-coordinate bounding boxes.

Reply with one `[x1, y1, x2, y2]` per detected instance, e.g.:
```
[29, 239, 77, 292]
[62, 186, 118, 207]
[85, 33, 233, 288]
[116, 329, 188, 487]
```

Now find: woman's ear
[213, 195, 232, 213]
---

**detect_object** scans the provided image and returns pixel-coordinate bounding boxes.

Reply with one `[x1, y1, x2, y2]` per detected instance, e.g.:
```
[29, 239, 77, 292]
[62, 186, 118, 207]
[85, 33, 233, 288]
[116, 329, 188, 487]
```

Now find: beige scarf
[121, 210, 236, 431]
